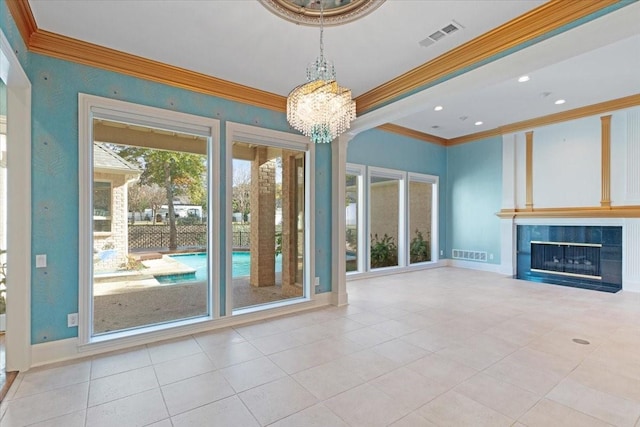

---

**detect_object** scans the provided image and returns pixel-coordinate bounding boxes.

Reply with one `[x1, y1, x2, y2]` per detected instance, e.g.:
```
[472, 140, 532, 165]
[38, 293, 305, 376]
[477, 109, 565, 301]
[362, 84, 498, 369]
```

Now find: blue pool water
[169, 252, 282, 281]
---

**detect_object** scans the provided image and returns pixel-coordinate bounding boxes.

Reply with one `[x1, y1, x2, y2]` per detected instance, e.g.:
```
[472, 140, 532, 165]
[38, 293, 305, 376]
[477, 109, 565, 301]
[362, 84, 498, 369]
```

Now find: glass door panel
[91, 118, 210, 335]
[409, 180, 433, 264]
[369, 174, 400, 269]
[345, 173, 359, 272]
[231, 142, 306, 310]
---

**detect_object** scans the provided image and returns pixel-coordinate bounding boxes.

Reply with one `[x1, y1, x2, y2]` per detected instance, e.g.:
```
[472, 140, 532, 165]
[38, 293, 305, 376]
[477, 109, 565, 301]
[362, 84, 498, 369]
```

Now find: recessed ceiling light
[475, 121, 483, 126]
[555, 99, 566, 105]
[434, 105, 443, 111]
[518, 75, 530, 83]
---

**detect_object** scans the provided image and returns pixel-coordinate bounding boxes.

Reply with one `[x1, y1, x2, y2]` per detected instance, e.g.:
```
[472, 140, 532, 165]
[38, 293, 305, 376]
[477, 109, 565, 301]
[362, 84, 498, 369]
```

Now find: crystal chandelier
[286, 1, 356, 144]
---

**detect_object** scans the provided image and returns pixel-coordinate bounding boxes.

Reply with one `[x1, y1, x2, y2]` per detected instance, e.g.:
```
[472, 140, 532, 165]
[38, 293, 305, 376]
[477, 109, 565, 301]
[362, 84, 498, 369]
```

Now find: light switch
[36, 254, 47, 268]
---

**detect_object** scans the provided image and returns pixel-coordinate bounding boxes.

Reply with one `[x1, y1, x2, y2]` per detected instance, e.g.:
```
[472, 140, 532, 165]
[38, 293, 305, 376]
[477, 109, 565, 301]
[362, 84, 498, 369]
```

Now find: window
[408, 173, 437, 264]
[346, 165, 438, 275]
[93, 181, 112, 232]
[369, 168, 405, 270]
[226, 122, 314, 314]
[345, 164, 365, 273]
[79, 94, 219, 343]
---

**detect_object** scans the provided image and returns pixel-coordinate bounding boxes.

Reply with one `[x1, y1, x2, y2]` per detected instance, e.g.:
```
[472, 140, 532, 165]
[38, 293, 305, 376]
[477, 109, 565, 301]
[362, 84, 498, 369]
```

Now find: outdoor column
[250, 147, 276, 287]
[281, 150, 302, 297]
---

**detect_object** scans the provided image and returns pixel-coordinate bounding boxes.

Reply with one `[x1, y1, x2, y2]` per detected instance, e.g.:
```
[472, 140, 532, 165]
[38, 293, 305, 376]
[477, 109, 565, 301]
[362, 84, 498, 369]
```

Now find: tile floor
[1, 267, 640, 426]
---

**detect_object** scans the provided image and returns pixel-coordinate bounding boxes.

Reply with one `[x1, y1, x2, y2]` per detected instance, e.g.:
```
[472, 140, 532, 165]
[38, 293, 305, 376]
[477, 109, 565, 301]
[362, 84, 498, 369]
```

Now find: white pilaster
[331, 134, 351, 306]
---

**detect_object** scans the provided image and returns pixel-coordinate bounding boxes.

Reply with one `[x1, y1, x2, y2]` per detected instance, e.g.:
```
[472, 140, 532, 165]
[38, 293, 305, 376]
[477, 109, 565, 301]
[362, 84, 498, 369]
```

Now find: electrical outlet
[314, 277, 320, 287]
[36, 254, 47, 268]
[489, 253, 494, 260]
[67, 313, 78, 327]
[440, 250, 443, 256]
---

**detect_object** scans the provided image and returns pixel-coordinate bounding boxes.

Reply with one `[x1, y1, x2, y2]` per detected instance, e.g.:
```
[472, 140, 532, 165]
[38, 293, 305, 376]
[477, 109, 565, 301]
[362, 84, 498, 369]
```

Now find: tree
[232, 165, 251, 223]
[119, 147, 206, 250]
[128, 182, 147, 224]
[128, 183, 166, 224]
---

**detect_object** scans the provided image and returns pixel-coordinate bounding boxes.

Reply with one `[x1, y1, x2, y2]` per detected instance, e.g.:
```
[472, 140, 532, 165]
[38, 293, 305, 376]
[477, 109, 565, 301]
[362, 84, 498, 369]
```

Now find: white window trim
[1, 28, 32, 371]
[225, 122, 315, 316]
[368, 166, 406, 271]
[407, 172, 440, 265]
[78, 94, 220, 347]
[346, 163, 366, 275]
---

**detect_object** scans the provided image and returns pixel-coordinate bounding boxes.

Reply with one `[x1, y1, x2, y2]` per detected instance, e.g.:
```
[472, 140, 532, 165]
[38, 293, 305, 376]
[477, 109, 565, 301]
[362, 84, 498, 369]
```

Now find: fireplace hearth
[517, 225, 622, 293]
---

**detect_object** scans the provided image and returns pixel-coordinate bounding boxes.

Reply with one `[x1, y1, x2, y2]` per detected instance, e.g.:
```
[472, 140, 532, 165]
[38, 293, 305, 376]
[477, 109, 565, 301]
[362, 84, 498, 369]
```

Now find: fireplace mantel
[496, 206, 640, 219]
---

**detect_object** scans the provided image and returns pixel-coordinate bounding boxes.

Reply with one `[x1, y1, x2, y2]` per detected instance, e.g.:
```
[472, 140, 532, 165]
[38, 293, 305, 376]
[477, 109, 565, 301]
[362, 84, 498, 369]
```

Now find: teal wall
[347, 128, 448, 256]
[1, 0, 509, 346]
[1, 0, 333, 344]
[446, 137, 502, 264]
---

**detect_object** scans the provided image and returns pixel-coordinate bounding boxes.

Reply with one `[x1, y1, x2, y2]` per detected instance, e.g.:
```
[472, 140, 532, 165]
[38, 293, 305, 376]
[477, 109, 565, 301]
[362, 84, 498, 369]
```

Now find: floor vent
[452, 249, 487, 262]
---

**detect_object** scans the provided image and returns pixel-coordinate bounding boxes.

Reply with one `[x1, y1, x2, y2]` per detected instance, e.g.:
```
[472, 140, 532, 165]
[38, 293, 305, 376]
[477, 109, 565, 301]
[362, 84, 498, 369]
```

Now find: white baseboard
[31, 297, 332, 369]
[447, 259, 506, 274]
[347, 260, 448, 281]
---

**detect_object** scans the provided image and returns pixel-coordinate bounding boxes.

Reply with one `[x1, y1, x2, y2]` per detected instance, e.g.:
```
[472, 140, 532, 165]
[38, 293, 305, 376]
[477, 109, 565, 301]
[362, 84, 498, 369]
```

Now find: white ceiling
[28, 0, 640, 139]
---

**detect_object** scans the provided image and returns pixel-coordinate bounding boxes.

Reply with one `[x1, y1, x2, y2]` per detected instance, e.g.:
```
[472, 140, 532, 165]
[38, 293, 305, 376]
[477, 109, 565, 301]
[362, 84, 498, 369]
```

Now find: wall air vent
[419, 21, 464, 47]
[452, 249, 487, 262]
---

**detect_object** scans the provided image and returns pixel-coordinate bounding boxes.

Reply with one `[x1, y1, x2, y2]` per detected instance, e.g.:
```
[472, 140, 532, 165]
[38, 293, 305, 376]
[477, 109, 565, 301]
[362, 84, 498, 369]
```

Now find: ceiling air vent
[419, 20, 464, 47]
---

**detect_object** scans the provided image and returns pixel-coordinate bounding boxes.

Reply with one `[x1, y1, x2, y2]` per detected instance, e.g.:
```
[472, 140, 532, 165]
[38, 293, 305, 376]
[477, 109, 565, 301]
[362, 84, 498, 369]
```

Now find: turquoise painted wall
[347, 128, 448, 256]
[446, 137, 502, 264]
[1, 1, 332, 343]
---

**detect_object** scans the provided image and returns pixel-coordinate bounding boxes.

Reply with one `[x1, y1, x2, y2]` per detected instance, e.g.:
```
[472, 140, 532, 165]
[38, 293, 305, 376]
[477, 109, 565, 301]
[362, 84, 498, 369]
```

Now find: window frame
[225, 122, 315, 316]
[78, 94, 220, 347]
[346, 163, 365, 275]
[368, 166, 407, 271]
[346, 164, 440, 278]
[407, 172, 439, 266]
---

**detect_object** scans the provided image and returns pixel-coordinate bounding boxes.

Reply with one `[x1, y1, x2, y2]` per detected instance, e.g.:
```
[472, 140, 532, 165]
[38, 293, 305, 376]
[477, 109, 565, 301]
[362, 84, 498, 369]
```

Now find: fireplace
[531, 241, 601, 278]
[517, 225, 622, 293]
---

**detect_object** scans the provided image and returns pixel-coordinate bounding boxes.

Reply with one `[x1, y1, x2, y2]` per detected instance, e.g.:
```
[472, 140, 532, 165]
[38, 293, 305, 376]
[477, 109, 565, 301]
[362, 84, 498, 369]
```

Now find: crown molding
[6, 0, 636, 147]
[28, 30, 287, 112]
[448, 93, 640, 145]
[376, 124, 447, 146]
[5, 0, 36, 45]
[354, 0, 621, 115]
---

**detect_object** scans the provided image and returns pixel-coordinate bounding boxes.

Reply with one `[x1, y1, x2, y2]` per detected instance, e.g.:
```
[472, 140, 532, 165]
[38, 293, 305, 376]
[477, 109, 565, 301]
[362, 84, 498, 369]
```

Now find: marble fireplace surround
[500, 217, 640, 293]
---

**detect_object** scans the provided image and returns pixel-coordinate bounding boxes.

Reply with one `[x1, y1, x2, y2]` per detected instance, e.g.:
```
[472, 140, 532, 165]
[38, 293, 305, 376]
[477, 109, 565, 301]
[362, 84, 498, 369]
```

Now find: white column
[331, 134, 351, 306]
[623, 219, 640, 292]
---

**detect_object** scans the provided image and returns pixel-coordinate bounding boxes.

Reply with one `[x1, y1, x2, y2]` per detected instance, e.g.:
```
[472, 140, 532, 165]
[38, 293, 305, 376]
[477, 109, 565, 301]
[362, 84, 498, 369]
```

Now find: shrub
[410, 229, 431, 263]
[370, 234, 398, 268]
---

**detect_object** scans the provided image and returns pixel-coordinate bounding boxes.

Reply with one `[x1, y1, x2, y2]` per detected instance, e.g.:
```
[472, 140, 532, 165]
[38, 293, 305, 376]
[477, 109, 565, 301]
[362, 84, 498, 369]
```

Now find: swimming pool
[168, 252, 282, 281]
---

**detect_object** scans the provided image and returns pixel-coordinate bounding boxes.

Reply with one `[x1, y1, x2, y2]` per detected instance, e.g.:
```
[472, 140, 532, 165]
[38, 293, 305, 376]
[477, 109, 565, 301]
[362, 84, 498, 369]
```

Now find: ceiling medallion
[259, 0, 385, 26]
